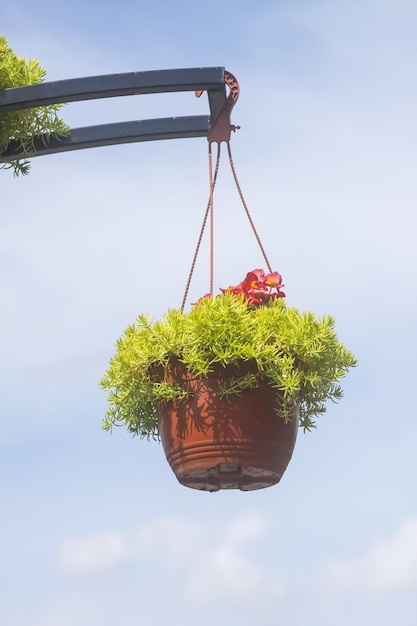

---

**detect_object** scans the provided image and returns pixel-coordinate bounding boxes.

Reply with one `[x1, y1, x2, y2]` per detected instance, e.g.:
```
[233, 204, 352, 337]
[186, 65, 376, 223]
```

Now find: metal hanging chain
[181, 68, 272, 310]
[208, 142, 215, 298]
[226, 141, 273, 274]
[181, 142, 221, 312]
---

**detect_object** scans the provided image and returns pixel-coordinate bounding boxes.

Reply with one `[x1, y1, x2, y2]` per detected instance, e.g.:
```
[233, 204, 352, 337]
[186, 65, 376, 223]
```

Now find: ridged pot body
[156, 360, 299, 492]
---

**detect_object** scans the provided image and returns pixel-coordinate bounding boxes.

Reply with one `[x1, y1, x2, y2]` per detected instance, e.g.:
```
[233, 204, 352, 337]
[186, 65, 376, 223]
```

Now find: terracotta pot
[156, 360, 299, 492]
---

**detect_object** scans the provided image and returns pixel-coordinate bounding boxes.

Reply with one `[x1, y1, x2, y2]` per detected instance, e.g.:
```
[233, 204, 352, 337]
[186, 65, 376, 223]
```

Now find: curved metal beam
[2, 116, 211, 160]
[0, 67, 229, 161]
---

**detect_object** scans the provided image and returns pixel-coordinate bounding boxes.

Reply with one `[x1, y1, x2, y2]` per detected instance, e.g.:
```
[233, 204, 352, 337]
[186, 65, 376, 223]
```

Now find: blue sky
[1, 1, 417, 625]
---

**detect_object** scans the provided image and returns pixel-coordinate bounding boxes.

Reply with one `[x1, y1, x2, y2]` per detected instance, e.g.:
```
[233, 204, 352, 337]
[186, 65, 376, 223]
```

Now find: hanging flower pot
[100, 71, 357, 491]
[156, 359, 299, 491]
[101, 269, 357, 491]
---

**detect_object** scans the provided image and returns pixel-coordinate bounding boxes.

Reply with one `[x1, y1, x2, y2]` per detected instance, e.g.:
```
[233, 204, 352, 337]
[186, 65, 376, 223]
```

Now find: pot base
[171, 461, 285, 492]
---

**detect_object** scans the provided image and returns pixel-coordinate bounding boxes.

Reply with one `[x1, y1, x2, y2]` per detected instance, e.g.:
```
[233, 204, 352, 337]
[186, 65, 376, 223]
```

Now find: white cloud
[321, 517, 417, 594]
[56, 529, 128, 575]
[224, 509, 267, 544]
[133, 516, 201, 565]
[179, 512, 284, 606]
[183, 536, 284, 608]
[55, 512, 284, 609]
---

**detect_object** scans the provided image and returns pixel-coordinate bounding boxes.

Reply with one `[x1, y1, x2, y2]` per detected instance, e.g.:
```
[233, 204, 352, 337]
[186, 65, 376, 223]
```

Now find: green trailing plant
[101, 269, 357, 438]
[0, 35, 69, 176]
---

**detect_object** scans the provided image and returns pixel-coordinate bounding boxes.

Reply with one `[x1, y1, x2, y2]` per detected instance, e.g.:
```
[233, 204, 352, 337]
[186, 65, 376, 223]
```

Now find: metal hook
[196, 70, 240, 145]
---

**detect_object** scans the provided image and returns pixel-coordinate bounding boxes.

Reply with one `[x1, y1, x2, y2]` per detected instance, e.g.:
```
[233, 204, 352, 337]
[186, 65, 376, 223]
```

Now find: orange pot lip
[150, 357, 260, 383]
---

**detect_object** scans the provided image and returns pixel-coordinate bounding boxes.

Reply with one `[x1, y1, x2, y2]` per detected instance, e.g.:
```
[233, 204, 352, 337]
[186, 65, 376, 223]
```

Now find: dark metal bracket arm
[0, 66, 237, 161]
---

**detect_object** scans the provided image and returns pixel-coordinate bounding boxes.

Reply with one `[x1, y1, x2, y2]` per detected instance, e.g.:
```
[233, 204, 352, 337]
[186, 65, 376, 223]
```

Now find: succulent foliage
[101, 293, 357, 438]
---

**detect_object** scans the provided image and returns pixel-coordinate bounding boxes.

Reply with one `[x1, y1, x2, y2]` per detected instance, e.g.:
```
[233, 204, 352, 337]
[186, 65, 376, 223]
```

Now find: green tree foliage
[0, 35, 69, 175]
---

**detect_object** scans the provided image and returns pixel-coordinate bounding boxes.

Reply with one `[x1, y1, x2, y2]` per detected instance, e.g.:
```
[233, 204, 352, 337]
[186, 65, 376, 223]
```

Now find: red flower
[264, 271, 283, 288]
[193, 269, 286, 309]
[220, 282, 244, 296]
[242, 270, 268, 294]
[191, 293, 212, 306]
